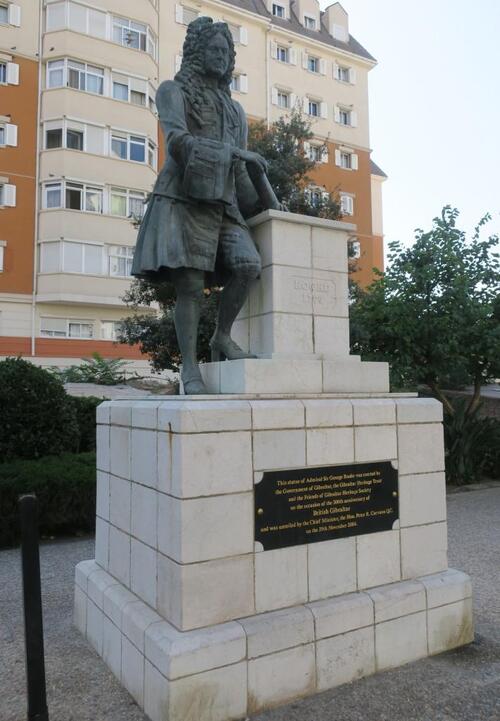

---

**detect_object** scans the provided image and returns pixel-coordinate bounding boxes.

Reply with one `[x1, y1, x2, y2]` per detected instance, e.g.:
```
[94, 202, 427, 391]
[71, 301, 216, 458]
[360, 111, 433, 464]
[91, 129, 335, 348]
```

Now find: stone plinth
[233, 210, 354, 358]
[75, 396, 473, 720]
[193, 210, 389, 395]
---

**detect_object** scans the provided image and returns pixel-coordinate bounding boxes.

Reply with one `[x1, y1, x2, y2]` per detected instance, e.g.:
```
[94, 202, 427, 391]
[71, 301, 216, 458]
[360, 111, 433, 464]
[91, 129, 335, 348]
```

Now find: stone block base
[199, 358, 389, 394]
[75, 562, 473, 721]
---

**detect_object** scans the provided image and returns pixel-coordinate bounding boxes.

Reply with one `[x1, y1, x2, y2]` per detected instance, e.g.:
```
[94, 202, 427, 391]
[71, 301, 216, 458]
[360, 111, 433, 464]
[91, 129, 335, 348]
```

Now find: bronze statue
[132, 16, 281, 394]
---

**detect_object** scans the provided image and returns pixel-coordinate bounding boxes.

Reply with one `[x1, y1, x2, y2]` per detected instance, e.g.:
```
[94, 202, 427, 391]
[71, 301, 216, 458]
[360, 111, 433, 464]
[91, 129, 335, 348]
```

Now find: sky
[319, 0, 500, 252]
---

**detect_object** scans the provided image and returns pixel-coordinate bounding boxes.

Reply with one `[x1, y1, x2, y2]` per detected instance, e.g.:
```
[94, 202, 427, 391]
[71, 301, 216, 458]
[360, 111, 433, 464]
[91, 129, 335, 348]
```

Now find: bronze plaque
[255, 462, 398, 551]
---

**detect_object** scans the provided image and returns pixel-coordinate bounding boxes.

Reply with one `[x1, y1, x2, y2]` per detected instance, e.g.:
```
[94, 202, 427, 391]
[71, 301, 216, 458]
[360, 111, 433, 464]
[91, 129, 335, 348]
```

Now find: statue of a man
[132, 16, 280, 394]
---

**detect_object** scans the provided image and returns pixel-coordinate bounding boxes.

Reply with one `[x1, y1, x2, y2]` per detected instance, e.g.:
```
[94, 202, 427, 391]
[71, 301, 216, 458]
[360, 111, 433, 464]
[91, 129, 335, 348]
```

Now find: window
[112, 15, 156, 57]
[111, 133, 146, 163]
[47, 59, 64, 87]
[335, 107, 357, 126]
[350, 240, 361, 259]
[148, 140, 156, 168]
[308, 55, 319, 73]
[46, 3, 155, 57]
[66, 182, 102, 213]
[40, 318, 67, 337]
[46, 128, 63, 148]
[42, 181, 102, 212]
[39, 242, 60, 272]
[175, 4, 199, 25]
[110, 187, 146, 219]
[0, 123, 17, 147]
[44, 182, 62, 208]
[109, 246, 134, 277]
[0, 4, 8, 23]
[276, 45, 289, 63]
[0, 242, 5, 272]
[67, 60, 104, 94]
[66, 128, 83, 150]
[0, 183, 16, 207]
[0, 61, 18, 84]
[231, 75, 248, 94]
[40, 317, 94, 338]
[340, 151, 351, 169]
[62, 241, 103, 273]
[304, 15, 316, 30]
[101, 321, 123, 340]
[337, 65, 350, 82]
[272, 3, 285, 17]
[309, 145, 322, 162]
[131, 89, 146, 106]
[308, 100, 318, 117]
[277, 91, 289, 109]
[340, 194, 354, 215]
[113, 80, 128, 101]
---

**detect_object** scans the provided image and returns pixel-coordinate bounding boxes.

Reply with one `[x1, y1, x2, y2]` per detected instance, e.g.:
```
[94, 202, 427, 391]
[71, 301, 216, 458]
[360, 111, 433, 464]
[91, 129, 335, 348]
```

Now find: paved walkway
[1, 488, 499, 721]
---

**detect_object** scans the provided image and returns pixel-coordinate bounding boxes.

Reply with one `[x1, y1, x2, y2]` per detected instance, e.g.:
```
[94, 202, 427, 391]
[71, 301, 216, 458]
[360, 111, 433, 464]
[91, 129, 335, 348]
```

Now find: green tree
[350, 206, 500, 413]
[248, 109, 341, 219]
[119, 110, 342, 371]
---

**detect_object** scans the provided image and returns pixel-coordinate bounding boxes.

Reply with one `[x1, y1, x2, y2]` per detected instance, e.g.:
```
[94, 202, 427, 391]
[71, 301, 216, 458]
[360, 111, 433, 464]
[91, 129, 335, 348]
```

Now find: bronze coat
[131, 79, 259, 279]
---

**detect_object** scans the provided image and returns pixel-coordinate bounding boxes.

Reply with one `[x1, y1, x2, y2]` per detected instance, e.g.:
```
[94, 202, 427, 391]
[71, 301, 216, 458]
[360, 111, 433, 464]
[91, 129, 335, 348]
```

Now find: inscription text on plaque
[255, 461, 398, 551]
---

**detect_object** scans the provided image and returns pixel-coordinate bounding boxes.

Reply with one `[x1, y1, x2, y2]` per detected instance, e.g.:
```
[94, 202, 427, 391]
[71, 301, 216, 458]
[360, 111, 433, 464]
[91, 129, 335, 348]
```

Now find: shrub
[69, 396, 103, 452]
[444, 397, 500, 485]
[0, 452, 96, 548]
[0, 357, 79, 461]
[55, 352, 133, 385]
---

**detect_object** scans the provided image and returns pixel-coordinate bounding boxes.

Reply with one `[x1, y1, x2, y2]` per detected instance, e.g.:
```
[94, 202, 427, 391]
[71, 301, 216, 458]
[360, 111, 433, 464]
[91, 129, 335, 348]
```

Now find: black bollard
[19, 494, 49, 721]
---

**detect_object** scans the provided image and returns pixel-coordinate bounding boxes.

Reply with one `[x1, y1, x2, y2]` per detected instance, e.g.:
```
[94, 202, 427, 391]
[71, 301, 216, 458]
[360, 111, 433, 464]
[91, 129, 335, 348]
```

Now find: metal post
[19, 494, 49, 721]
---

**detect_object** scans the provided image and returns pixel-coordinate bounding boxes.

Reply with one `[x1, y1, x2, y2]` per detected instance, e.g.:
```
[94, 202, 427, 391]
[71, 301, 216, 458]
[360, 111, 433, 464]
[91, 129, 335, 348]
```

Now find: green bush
[0, 357, 79, 461]
[69, 395, 103, 452]
[55, 352, 133, 385]
[444, 397, 500, 485]
[0, 452, 96, 548]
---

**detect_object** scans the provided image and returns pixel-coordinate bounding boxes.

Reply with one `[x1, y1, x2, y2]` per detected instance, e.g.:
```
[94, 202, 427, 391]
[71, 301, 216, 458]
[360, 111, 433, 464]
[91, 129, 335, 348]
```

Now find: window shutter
[350, 111, 358, 127]
[239, 27, 248, 45]
[303, 141, 310, 155]
[322, 191, 330, 202]
[334, 149, 341, 166]
[332, 61, 338, 79]
[332, 23, 347, 41]
[320, 101, 328, 119]
[270, 40, 278, 57]
[289, 48, 297, 65]
[319, 58, 327, 75]
[334, 106, 340, 123]
[175, 54, 182, 72]
[5, 124, 18, 146]
[351, 153, 358, 170]
[239, 74, 248, 93]
[8, 4, 21, 26]
[271, 86, 278, 105]
[290, 92, 297, 108]
[302, 52, 308, 69]
[6, 63, 19, 85]
[321, 146, 329, 163]
[130, 77, 147, 93]
[3, 184, 16, 207]
[302, 96, 309, 114]
[175, 4, 184, 23]
[349, 67, 356, 84]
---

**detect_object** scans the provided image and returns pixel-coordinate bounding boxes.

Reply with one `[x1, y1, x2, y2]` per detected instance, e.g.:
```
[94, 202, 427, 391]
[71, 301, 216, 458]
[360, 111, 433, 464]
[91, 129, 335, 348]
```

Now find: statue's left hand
[234, 149, 268, 176]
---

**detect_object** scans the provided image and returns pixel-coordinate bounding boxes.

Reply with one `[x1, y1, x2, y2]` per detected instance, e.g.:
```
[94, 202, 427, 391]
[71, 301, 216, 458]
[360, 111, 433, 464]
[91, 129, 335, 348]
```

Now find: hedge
[0, 452, 96, 548]
[69, 395, 103, 452]
[0, 357, 80, 460]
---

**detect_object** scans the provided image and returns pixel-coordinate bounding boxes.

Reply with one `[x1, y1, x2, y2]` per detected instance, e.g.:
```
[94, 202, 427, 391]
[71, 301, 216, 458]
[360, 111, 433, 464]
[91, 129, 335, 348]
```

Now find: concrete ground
[1, 487, 499, 721]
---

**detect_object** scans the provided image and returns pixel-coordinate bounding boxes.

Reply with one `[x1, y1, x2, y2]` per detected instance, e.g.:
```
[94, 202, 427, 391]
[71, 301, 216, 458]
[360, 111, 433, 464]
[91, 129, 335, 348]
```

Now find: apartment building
[0, 0, 385, 367]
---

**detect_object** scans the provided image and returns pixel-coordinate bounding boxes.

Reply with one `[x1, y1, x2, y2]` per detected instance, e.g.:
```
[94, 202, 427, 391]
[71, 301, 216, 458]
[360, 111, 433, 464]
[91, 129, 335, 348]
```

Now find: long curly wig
[174, 17, 236, 125]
